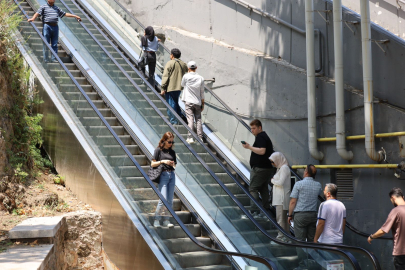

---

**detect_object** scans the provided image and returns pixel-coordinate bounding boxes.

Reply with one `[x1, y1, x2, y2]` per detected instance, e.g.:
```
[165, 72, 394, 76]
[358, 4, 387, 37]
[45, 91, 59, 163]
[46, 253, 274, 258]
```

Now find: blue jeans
[155, 171, 176, 220]
[165, 91, 181, 125]
[43, 24, 59, 62]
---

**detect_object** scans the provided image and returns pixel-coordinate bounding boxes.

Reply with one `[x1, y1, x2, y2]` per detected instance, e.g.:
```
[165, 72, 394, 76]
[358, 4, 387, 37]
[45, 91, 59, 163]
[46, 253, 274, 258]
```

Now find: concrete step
[0, 245, 54, 270]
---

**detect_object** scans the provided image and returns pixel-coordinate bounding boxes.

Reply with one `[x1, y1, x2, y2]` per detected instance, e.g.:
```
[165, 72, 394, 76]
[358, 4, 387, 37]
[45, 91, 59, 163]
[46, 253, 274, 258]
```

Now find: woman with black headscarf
[140, 26, 159, 88]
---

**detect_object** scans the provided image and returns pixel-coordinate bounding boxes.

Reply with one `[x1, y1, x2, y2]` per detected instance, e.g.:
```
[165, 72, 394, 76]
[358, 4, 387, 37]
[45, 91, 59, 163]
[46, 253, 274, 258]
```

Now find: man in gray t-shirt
[314, 183, 346, 244]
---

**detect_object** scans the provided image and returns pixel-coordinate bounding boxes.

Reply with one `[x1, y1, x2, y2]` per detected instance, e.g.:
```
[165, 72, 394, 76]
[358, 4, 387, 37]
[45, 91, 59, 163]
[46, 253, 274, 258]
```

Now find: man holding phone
[242, 119, 276, 218]
[181, 61, 205, 144]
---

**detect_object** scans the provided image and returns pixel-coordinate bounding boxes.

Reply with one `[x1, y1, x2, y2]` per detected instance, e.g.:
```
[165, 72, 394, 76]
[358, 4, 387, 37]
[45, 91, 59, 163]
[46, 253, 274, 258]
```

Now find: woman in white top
[270, 152, 291, 241]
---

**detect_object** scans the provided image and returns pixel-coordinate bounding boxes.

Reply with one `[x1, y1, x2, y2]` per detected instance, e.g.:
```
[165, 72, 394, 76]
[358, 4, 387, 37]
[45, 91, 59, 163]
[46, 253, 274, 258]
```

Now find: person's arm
[161, 62, 172, 94]
[65, 13, 81, 21]
[242, 143, 266, 155]
[271, 167, 287, 186]
[151, 159, 171, 167]
[200, 79, 205, 110]
[314, 219, 325, 243]
[367, 229, 386, 244]
[27, 12, 40, 22]
[342, 218, 346, 234]
[288, 198, 297, 224]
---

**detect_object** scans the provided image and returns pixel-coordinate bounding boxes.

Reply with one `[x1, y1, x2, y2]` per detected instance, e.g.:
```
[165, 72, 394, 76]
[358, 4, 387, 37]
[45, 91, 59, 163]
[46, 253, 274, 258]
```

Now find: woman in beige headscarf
[270, 152, 291, 241]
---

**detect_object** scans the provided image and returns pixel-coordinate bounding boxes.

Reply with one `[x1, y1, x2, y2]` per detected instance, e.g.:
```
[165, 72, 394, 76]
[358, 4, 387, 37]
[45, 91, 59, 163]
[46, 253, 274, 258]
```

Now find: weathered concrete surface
[62, 211, 103, 270]
[342, 0, 405, 39]
[8, 216, 63, 239]
[0, 245, 54, 270]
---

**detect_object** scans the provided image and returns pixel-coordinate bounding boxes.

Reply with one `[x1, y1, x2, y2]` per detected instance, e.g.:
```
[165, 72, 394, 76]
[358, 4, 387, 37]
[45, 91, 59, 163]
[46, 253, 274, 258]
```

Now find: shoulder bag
[138, 50, 148, 69]
[147, 149, 163, 183]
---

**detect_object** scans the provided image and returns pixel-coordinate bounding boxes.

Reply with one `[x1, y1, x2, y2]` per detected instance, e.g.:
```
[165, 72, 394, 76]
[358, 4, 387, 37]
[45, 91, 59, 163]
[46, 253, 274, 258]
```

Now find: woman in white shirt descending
[270, 152, 291, 242]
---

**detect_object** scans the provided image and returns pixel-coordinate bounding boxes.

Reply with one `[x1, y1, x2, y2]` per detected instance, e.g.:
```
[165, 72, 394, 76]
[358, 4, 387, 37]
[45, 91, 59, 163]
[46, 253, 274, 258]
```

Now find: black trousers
[394, 255, 405, 270]
[140, 51, 156, 89]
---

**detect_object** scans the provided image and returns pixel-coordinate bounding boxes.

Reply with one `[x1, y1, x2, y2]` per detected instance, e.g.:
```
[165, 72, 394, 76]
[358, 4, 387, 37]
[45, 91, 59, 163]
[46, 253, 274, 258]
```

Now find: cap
[187, 61, 197, 69]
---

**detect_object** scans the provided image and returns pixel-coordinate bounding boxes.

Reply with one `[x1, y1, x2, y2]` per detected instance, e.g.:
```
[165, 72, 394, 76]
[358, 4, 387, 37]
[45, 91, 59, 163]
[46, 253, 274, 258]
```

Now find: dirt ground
[0, 170, 94, 252]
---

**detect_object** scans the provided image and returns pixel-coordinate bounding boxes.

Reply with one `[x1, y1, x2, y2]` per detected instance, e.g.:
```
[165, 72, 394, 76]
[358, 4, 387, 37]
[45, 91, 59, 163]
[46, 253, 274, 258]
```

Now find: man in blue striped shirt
[28, 0, 81, 63]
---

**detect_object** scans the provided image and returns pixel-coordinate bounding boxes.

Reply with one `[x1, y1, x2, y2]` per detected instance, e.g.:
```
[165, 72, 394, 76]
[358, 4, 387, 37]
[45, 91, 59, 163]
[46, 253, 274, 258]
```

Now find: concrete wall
[342, 0, 405, 39]
[119, 0, 405, 267]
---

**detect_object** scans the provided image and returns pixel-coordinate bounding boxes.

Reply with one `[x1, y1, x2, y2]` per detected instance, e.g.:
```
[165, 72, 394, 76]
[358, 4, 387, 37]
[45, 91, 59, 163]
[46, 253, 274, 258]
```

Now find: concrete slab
[8, 216, 63, 239]
[0, 244, 53, 270]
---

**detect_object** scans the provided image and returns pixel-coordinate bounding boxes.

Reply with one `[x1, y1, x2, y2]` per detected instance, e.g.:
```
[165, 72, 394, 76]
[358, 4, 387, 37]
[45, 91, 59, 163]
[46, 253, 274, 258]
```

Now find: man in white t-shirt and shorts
[314, 183, 346, 244]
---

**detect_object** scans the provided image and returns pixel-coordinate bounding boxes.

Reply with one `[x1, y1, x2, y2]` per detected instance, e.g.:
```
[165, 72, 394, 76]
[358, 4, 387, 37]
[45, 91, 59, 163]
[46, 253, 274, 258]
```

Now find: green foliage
[53, 175, 65, 186]
[0, 2, 50, 181]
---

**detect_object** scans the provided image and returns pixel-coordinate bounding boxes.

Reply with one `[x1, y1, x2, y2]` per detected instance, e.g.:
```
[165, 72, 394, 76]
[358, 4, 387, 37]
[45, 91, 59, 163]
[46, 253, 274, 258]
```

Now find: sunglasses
[167, 141, 175, 144]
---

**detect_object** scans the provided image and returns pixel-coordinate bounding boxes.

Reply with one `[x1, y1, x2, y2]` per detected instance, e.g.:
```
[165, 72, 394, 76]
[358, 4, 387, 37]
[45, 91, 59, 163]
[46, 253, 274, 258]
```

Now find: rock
[0, 177, 8, 192]
[77, 244, 91, 257]
[43, 193, 58, 206]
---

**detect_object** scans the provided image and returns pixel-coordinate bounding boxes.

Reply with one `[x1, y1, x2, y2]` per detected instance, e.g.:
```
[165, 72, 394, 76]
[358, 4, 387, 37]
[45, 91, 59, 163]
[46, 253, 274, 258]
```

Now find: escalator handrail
[15, 1, 280, 269]
[48, 2, 367, 269]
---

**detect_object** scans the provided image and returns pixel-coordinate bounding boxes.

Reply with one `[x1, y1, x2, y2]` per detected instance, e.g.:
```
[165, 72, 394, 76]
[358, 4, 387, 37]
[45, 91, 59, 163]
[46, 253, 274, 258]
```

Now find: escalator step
[173, 251, 223, 268]
[162, 237, 211, 253]
[183, 266, 232, 270]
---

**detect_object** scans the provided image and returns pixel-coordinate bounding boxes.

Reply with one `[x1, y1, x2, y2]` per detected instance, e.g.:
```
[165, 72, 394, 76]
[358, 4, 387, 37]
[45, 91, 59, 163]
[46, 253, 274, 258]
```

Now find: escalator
[14, 1, 279, 269]
[14, 0, 378, 269]
[52, 0, 388, 269]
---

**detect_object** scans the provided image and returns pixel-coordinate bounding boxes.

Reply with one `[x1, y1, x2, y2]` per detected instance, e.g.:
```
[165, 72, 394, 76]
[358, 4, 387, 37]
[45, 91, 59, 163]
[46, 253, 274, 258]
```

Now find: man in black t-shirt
[242, 119, 276, 218]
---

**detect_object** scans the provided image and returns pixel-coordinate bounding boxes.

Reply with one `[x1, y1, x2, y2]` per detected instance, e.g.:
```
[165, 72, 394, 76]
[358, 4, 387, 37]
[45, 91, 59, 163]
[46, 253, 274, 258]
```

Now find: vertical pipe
[360, 0, 383, 162]
[334, 0, 353, 160]
[305, 0, 324, 160]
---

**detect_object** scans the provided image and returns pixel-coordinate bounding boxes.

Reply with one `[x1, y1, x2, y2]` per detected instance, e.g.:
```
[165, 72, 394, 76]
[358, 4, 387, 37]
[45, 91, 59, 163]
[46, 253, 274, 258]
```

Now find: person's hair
[306, 164, 317, 178]
[250, 119, 262, 128]
[158, 132, 175, 150]
[325, 183, 338, 198]
[389, 187, 404, 198]
[171, 48, 181, 59]
[189, 67, 196, 72]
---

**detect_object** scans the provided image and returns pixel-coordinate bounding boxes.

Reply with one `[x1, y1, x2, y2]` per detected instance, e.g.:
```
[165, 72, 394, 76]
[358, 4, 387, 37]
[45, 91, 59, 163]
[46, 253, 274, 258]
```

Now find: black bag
[147, 149, 163, 183]
[138, 51, 148, 69]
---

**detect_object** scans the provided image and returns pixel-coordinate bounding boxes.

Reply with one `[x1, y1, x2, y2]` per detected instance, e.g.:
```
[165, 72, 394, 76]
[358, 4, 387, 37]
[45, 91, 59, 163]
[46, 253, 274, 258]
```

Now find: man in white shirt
[314, 183, 346, 244]
[181, 61, 205, 144]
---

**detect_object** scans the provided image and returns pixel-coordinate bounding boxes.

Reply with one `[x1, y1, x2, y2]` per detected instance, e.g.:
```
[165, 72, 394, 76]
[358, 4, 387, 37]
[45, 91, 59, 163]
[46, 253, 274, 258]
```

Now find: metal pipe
[318, 131, 405, 142]
[360, 0, 383, 162]
[292, 164, 399, 169]
[334, 0, 353, 160]
[305, 0, 324, 160]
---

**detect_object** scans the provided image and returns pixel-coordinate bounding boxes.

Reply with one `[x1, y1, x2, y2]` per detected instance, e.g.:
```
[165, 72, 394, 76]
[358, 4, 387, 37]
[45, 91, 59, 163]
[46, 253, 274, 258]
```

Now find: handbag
[147, 149, 163, 183]
[138, 51, 148, 69]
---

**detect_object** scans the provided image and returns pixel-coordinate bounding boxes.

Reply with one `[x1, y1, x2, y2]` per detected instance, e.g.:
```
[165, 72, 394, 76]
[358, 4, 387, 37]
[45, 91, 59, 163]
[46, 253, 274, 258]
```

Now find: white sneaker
[153, 220, 160, 228]
[162, 220, 174, 228]
[186, 138, 195, 144]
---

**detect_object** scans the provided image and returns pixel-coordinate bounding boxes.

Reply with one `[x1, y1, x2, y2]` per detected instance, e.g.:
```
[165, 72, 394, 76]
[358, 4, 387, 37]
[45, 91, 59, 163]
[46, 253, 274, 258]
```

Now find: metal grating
[335, 169, 354, 200]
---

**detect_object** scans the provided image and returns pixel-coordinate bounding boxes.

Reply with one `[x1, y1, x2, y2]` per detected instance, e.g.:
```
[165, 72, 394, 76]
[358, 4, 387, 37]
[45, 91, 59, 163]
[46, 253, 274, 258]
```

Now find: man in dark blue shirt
[28, 0, 81, 62]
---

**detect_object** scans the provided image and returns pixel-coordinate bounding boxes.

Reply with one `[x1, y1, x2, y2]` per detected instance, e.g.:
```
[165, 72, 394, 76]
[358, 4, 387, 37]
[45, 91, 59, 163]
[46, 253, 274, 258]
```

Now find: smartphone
[241, 141, 246, 145]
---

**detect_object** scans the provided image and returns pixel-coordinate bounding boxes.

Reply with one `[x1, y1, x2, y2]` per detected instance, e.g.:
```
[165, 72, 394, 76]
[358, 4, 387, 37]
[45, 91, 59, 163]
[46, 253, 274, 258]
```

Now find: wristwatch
[369, 234, 374, 239]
